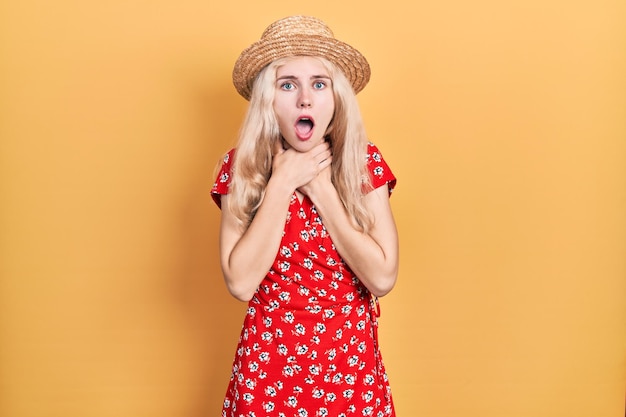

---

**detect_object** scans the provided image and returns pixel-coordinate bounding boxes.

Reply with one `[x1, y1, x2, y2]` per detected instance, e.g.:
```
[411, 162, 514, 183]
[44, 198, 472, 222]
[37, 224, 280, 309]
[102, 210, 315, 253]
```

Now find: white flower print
[298, 286, 310, 297]
[296, 344, 308, 355]
[293, 323, 305, 336]
[334, 329, 343, 340]
[308, 364, 321, 375]
[347, 355, 359, 367]
[362, 390, 374, 402]
[280, 246, 293, 258]
[306, 304, 322, 314]
[283, 311, 295, 324]
[312, 388, 324, 399]
[283, 365, 295, 377]
[286, 396, 298, 408]
[303, 258, 313, 269]
[265, 386, 277, 397]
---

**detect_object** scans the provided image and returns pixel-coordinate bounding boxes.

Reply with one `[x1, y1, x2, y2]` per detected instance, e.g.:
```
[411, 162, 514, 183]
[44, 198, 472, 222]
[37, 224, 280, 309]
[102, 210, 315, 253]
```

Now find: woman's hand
[271, 140, 332, 193]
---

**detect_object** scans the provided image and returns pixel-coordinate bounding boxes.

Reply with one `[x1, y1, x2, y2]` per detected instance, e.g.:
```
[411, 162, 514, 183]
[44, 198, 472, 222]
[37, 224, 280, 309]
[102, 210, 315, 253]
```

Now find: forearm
[307, 185, 399, 297]
[220, 179, 294, 301]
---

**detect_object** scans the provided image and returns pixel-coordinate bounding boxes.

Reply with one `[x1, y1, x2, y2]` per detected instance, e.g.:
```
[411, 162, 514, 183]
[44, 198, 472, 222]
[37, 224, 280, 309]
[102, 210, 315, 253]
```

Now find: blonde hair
[225, 56, 373, 232]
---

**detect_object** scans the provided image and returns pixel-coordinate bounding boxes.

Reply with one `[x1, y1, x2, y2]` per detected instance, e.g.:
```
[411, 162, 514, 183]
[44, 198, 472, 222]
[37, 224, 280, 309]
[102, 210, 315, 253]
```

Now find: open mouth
[295, 117, 315, 138]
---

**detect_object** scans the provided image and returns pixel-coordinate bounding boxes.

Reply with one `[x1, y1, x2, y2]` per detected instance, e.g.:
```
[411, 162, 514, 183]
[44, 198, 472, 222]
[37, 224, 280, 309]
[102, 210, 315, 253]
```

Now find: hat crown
[232, 15, 369, 100]
[261, 16, 334, 40]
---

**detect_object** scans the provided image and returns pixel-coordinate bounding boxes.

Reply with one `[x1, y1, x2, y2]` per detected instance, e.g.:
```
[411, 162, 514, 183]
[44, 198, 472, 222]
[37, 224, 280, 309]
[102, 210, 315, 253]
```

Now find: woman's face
[273, 56, 335, 152]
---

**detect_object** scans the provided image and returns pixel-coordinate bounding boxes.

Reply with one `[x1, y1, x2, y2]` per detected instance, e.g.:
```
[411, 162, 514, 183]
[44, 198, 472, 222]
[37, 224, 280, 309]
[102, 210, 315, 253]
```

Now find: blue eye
[314, 81, 326, 89]
[281, 82, 295, 90]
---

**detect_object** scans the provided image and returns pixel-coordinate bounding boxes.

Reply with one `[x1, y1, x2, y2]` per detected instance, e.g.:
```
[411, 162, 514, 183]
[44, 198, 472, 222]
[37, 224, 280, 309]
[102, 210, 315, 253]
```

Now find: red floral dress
[211, 142, 397, 417]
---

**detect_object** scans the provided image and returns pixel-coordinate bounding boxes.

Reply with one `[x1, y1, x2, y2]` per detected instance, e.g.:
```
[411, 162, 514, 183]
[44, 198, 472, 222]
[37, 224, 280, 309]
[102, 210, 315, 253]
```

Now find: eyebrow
[276, 75, 331, 81]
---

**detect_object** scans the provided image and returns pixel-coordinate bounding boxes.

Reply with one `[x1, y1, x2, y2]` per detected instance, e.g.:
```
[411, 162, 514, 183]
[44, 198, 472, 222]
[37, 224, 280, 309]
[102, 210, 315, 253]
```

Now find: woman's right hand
[270, 140, 332, 192]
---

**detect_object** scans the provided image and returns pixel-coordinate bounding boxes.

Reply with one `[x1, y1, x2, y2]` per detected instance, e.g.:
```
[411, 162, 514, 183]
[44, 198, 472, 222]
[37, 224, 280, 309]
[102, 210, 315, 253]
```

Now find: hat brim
[232, 34, 370, 100]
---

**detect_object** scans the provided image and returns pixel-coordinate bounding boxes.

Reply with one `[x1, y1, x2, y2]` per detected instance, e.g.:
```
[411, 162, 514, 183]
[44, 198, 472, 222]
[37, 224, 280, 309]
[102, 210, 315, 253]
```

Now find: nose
[298, 90, 312, 108]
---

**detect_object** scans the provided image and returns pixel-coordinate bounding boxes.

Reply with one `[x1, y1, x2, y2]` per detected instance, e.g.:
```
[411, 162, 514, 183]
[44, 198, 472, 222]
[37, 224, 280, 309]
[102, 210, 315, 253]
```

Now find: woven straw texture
[232, 16, 370, 100]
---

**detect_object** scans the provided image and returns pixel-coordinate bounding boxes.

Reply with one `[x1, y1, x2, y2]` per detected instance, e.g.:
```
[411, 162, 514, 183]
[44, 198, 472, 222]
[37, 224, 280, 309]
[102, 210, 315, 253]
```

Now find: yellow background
[1, 0, 624, 416]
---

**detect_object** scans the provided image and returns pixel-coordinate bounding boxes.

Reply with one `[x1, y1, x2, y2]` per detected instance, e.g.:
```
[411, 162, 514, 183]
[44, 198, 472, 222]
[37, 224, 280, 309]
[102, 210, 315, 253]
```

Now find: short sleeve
[211, 149, 235, 209]
[366, 142, 397, 196]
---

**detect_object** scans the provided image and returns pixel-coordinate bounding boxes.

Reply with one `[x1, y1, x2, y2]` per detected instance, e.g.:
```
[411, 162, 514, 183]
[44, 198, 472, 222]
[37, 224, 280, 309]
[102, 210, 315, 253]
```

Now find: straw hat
[232, 15, 371, 100]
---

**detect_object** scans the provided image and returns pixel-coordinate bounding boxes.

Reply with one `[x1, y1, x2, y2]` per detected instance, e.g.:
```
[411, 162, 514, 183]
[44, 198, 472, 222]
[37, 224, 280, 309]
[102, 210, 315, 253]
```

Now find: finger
[319, 155, 332, 170]
[318, 149, 332, 164]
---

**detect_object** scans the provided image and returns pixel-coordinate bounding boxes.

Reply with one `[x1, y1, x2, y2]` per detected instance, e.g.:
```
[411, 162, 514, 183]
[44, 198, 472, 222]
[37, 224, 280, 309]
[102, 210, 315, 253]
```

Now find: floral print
[211, 142, 397, 417]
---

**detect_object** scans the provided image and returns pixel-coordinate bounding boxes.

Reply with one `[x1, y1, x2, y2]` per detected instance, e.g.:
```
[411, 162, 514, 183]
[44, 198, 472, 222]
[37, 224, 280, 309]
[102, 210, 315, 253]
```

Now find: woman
[212, 15, 398, 417]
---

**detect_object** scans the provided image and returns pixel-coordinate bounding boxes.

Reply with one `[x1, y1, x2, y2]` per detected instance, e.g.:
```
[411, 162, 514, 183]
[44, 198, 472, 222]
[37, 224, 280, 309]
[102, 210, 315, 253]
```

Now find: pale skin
[219, 57, 399, 302]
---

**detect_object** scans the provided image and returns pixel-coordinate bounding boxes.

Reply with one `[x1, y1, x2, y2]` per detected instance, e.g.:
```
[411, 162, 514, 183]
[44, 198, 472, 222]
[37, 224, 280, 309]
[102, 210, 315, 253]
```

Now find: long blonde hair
[226, 56, 373, 231]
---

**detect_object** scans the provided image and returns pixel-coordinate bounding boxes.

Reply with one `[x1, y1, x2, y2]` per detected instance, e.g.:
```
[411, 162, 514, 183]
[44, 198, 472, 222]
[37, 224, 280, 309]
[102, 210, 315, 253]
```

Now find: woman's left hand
[297, 161, 333, 199]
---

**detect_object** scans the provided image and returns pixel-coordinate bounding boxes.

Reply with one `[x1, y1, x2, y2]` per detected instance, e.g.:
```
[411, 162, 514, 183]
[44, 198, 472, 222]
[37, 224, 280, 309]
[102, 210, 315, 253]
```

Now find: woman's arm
[302, 173, 399, 297]
[219, 142, 332, 301]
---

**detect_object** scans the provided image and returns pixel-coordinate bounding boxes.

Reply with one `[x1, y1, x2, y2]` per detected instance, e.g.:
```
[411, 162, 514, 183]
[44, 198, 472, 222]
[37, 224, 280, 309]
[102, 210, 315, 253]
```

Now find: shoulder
[211, 148, 236, 208]
[366, 142, 397, 195]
